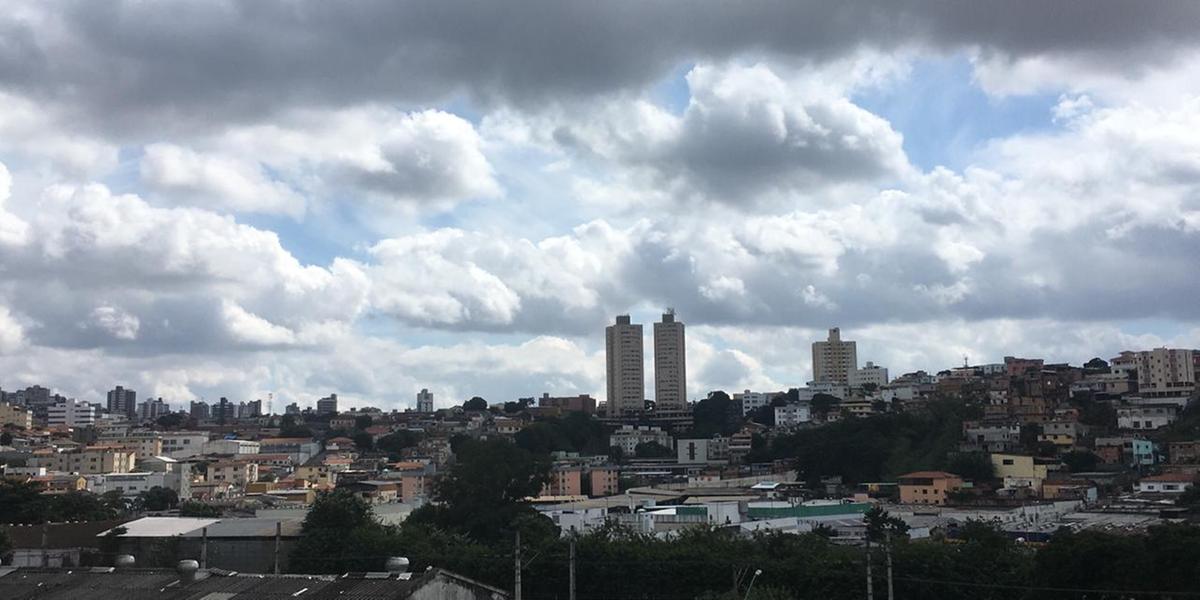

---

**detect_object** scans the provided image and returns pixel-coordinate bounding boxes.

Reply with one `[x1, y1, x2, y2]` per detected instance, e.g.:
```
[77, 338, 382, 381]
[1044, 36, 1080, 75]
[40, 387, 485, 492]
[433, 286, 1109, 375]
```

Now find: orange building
[897, 471, 964, 505]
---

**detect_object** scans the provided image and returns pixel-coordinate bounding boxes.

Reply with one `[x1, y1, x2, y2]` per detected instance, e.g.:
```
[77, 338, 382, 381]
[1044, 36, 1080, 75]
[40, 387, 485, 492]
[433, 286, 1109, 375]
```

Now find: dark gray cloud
[3, 1, 1199, 136]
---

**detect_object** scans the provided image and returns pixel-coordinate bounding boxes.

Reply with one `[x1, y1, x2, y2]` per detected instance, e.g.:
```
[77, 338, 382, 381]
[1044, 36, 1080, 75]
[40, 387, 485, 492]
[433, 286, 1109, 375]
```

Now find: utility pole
[885, 531, 894, 600]
[865, 534, 874, 600]
[201, 527, 208, 569]
[41, 521, 48, 567]
[569, 539, 576, 600]
[514, 531, 522, 600]
[274, 521, 282, 575]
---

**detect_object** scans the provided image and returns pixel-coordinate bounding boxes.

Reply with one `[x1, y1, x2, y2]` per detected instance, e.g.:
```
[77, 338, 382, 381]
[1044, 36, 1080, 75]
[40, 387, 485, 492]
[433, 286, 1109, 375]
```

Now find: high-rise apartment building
[106, 386, 137, 418]
[812, 328, 857, 384]
[138, 398, 170, 422]
[190, 400, 211, 420]
[1135, 348, 1196, 401]
[606, 315, 644, 417]
[317, 393, 339, 415]
[653, 310, 687, 412]
[417, 389, 434, 413]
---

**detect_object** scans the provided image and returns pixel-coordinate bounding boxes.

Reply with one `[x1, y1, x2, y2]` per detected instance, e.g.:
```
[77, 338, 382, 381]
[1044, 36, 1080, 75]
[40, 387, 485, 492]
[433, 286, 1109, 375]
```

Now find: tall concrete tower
[653, 309, 687, 412]
[812, 327, 857, 384]
[606, 315, 644, 417]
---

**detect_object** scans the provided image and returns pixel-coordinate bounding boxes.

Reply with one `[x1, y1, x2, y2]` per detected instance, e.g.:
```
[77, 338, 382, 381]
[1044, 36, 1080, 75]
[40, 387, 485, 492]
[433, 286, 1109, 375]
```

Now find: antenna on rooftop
[963, 355, 969, 368]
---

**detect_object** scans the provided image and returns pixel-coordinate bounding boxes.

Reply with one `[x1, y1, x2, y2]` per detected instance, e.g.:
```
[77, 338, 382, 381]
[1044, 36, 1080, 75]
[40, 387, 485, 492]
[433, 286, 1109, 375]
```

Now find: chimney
[114, 554, 135, 568]
[177, 559, 200, 583]
[384, 557, 410, 574]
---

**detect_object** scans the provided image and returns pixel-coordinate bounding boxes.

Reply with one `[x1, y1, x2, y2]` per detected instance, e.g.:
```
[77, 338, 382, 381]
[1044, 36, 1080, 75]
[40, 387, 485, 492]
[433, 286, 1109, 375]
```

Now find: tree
[407, 438, 552, 543]
[1061, 451, 1099, 473]
[0, 528, 12, 565]
[377, 430, 422, 456]
[863, 506, 909, 542]
[608, 445, 627, 465]
[289, 490, 395, 573]
[946, 452, 995, 482]
[634, 441, 674, 458]
[352, 431, 375, 451]
[1083, 357, 1110, 373]
[463, 397, 488, 411]
[1, 431, 14, 445]
[137, 486, 179, 511]
[179, 501, 221, 517]
[692, 390, 740, 437]
[354, 415, 373, 430]
[155, 413, 187, 429]
[810, 394, 839, 420]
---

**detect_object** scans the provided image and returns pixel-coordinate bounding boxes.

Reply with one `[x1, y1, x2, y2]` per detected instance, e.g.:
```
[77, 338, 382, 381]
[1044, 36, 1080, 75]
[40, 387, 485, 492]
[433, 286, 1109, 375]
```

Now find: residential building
[106, 386, 137, 419]
[898, 471, 964, 505]
[284, 402, 301, 415]
[111, 436, 164, 459]
[1094, 437, 1155, 466]
[1135, 348, 1196, 402]
[1168, 440, 1200, 464]
[774, 403, 812, 427]
[1038, 420, 1090, 448]
[812, 327, 856, 384]
[961, 421, 1021, 453]
[189, 400, 211, 420]
[588, 466, 620, 497]
[608, 425, 672, 455]
[991, 453, 1050, 493]
[606, 315, 645, 417]
[849, 362, 889, 390]
[32, 446, 136, 475]
[416, 388, 434, 413]
[653, 310, 687, 412]
[214, 397, 237, 423]
[734, 390, 779, 416]
[537, 393, 597, 414]
[241, 399, 263, 419]
[207, 461, 260, 489]
[316, 393, 338, 415]
[1118, 405, 1179, 430]
[48, 399, 97, 428]
[138, 398, 171, 422]
[0, 402, 33, 428]
[88, 471, 189, 498]
[1005, 356, 1044, 377]
[203, 439, 261, 455]
[139, 432, 201, 458]
[259, 437, 321, 464]
[1137, 473, 1195, 494]
[542, 466, 584, 497]
[29, 474, 88, 494]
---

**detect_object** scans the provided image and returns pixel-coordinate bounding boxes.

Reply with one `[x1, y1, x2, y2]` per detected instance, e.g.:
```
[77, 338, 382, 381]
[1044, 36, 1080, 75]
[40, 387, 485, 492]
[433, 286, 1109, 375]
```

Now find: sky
[1, 1, 1200, 410]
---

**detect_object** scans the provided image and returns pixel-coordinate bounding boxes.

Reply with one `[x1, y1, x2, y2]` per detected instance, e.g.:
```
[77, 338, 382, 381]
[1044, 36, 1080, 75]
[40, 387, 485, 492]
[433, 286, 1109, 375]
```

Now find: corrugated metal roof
[98, 517, 221, 538]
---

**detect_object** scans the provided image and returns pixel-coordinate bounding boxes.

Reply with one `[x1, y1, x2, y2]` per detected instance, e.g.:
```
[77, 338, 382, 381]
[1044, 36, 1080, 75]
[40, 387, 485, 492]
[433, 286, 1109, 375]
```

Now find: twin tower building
[605, 310, 686, 417]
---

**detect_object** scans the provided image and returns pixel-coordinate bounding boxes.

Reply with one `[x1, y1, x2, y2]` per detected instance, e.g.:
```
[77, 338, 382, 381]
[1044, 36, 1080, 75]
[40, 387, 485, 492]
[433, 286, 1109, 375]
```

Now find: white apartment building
[1118, 405, 1178, 430]
[87, 471, 190, 498]
[606, 315, 645, 417]
[775, 403, 812, 427]
[47, 399, 97, 428]
[159, 432, 210, 458]
[812, 327, 857, 384]
[734, 390, 779, 416]
[849, 362, 889, 390]
[1135, 348, 1195, 402]
[203, 439, 261, 455]
[800, 382, 850, 401]
[608, 425, 672, 455]
[653, 310, 688, 412]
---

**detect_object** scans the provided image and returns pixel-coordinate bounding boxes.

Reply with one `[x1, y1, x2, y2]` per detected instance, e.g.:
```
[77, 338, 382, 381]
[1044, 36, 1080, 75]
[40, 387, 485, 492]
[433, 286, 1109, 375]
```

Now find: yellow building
[31, 446, 136, 475]
[0, 402, 33, 429]
[991, 453, 1050, 492]
[206, 461, 260, 489]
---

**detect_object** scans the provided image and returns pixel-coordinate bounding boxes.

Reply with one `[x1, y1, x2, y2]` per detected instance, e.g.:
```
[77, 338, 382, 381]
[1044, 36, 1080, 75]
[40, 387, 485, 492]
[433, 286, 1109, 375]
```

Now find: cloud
[87, 305, 140, 341]
[3, 1, 1199, 134]
[0, 305, 25, 353]
[140, 143, 306, 218]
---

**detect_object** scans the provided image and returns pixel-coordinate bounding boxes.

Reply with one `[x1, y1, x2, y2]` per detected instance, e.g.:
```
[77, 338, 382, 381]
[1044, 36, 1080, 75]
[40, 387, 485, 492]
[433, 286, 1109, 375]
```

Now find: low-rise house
[342, 480, 401, 503]
[88, 471, 189, 498]
[1094, 437, 1155, 466]
[1038, 420, 1090, 448]
[205, 461, 259, 489]
[961, 421, 1021, 453]
[1117, 405, 1179, 430]
[30, 474, 88, 494]
[1168, 440, 1200, 464]
[991, 453, 1052, 493]
[1136, 472, 1195, 494]
[898, 471, 964, 505]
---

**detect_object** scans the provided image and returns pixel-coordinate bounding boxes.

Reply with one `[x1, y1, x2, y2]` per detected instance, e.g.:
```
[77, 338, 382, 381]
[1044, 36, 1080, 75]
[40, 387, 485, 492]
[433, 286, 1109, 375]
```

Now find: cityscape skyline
[0, 3, 1199, 411]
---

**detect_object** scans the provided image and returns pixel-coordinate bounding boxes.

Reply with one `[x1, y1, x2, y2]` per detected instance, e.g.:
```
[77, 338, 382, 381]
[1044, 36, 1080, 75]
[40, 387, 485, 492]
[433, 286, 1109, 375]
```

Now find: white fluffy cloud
[140, 144, 306, 218]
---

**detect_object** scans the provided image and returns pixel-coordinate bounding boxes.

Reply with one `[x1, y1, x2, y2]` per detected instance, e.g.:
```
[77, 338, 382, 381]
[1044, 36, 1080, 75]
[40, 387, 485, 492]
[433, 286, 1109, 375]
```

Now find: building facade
[317, 394, 339, 415]
[849, 362, 889, 390]
[1135, 348, 1196, 402]
[653, 310, 687, 412]
[606, 315, 645, 417]
[106, 386, 137, 418]
[48, 399, 97, 428]
[0, 402, 34, 428]
[416, 388, 434, 413]
[812, 328, 857, 384]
